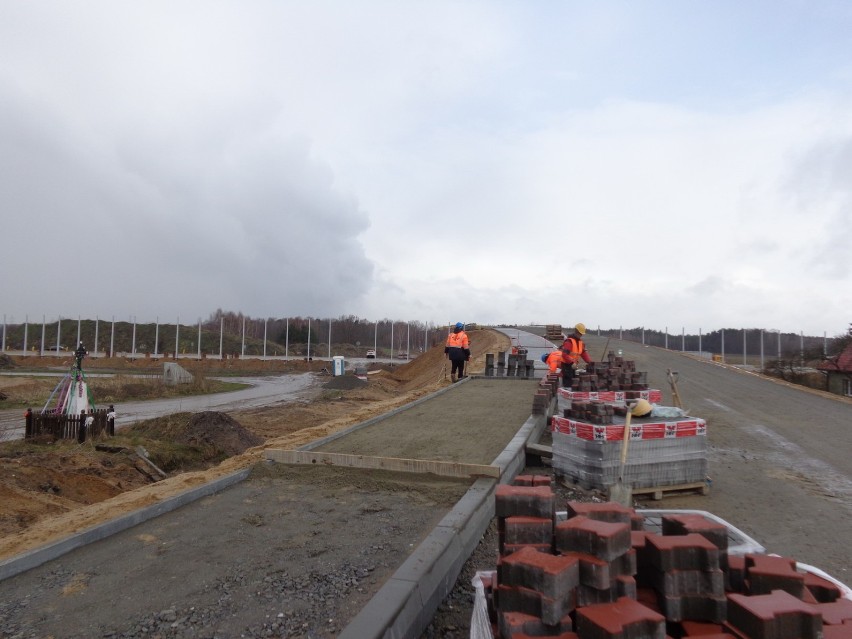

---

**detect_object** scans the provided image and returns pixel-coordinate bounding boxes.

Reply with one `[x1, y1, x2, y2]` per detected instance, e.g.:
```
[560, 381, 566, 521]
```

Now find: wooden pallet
[631, 481, 710, 501]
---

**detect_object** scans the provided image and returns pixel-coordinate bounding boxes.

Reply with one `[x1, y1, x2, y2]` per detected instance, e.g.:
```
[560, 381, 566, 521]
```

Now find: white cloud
[1, 1, 851, 336]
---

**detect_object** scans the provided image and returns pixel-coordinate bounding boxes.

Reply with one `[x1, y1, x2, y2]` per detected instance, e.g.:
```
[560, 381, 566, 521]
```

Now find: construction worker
[560, 322, 592, 388]
[445, 322, 470, 382]
[540, 350, 563, 374]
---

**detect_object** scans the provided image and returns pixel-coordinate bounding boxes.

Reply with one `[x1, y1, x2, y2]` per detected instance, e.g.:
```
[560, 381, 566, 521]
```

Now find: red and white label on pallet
[556, 388, 663, 403]
[552, 416, 707, 441]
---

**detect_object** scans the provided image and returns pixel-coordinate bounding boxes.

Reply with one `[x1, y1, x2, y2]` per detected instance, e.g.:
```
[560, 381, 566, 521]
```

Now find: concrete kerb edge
[339, 411, 548, 639]
[0, 467, 252, 583]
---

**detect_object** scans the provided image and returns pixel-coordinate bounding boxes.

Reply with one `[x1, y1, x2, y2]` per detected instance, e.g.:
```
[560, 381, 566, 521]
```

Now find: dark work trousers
[561, 362, 576, 388]
[450, 358, 466, 378]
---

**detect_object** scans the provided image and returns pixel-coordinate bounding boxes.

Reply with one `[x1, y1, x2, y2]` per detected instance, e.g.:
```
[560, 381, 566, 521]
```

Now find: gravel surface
[0, 463, 470, 639]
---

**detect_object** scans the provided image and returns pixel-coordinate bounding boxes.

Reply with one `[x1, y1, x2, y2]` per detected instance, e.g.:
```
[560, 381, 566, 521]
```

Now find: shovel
[608, 406, 633, 506]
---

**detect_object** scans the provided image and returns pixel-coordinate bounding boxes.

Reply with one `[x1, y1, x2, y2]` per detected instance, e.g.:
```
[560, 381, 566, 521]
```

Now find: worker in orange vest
[444, 322, 470, 382]
[540, 350, 563, 374]
[560, 323, 592, 388]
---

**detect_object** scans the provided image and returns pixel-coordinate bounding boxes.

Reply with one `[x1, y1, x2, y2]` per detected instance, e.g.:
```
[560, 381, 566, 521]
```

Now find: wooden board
[631, 481, 709, 501]
[264, 449, 501, 479]
[525, 443, 553, 459]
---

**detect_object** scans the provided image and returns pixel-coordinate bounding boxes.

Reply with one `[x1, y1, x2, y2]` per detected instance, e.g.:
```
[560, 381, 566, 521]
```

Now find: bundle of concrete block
[570, 352, 649, 393]
[485, 479, 852, 638]
[550, 417, 708, 491]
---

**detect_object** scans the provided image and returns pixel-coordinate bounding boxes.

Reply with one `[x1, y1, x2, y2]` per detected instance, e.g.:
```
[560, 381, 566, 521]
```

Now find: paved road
[0, 373, 317, 441]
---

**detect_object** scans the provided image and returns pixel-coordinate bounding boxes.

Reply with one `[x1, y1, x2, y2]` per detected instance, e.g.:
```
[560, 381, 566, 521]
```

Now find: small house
[817, 342, 852, 397]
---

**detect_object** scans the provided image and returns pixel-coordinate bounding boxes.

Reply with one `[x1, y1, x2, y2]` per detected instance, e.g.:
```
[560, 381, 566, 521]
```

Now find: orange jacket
[446, 331, 469, 349]
[545, 350, 563, 373]
[560, 336, 592, 365]
[445, 330, 470, 361]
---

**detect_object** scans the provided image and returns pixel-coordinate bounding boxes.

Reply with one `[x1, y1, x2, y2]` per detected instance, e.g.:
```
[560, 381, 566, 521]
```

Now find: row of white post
[603, 325, 829, 369]
[0, 314, 436, 361]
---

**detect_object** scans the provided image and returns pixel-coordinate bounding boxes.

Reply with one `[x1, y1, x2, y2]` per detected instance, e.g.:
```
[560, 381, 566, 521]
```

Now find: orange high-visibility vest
[561, 337, 586, 364]
[446, 331, 469, 349]
[545, 350, 563, 373]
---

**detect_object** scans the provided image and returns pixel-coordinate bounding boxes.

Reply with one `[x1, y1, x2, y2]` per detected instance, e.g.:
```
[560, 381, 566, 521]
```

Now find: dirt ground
[1, 329, 850, 638]
[0, 328, 510, 561]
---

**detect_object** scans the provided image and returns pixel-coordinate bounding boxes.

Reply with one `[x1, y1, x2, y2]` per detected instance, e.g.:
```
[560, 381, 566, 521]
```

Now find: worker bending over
[540, 350, 563, 374]
[445, 322, 470, 382]
[560, 323, 592, 388]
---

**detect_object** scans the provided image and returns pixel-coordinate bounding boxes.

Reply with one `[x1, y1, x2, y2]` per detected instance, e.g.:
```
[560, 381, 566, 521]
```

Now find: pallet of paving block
[631, 480, 710, 501]
[264, 449, 501, 479]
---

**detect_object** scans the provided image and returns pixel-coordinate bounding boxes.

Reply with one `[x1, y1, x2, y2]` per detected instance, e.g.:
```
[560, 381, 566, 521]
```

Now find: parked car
[365, 349, 376, 359]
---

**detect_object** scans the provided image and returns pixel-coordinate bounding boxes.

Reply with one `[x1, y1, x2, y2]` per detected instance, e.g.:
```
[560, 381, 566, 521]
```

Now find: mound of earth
[323, 375, 368, 390]
[135, 411, 264, 458]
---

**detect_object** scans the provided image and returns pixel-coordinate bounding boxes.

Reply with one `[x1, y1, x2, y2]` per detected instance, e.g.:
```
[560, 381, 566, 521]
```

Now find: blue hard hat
[455, 322, 464, 330]
[540, 353, 548, 363]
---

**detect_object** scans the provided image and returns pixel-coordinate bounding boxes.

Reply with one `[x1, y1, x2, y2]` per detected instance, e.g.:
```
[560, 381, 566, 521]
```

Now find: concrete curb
[0, 468, 251, 582]
[339, 398, 548, 638]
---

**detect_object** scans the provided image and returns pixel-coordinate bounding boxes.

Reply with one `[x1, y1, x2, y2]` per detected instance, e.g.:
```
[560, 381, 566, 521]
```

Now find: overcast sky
[1, 2, 850, 336]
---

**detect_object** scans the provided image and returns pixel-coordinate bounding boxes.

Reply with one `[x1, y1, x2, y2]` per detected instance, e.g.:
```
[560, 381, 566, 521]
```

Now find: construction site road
[0, 332, 850, 638]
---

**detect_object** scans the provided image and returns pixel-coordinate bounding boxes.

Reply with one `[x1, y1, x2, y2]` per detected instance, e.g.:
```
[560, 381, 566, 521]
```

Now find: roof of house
[817, 341, 852, 373]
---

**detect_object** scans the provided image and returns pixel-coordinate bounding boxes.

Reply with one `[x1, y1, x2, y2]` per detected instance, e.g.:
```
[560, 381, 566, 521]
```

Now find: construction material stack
[545, 325, 564, 343]
[476, 484, 852, 638]
[550, 352, 707, 498]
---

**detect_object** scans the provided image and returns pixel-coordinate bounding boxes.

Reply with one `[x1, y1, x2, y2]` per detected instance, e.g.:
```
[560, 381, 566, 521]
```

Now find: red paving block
[496, 584, 576, 627]
[565, 501, 635, 526]
[824, 620, 852, 639]
[726, 589, 823, 639]
[554, 516, 632, 561]
[804, 571, 842, 603]
[816, 598, 852, 625]
[745, 555, 805, 598]
[559, 550, 637, 589]
[659, 593, 727, 623]
[643, 533, 720, 572]
[498, 610, 575, 638]
[637, 586, 664, 614]
[501, 516, 555, 548]
[502, 543, 555, 556]
[499, 547, 580, 602]
[680, 620, 726, 635]
[650, 568, 726, 597]
[496, 484, 556, 519]
[661, 514, 729, 553]
[727, 555, 746, 593]
[576, 596, 667, 639]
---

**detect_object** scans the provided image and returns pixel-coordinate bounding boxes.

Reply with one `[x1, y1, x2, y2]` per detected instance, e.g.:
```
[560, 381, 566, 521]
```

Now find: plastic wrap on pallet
[552, 416, 706, 440]
[552, 431, 707, 490]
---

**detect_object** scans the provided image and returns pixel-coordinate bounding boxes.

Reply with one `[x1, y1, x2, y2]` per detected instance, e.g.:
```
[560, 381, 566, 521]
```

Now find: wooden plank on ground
[264, 449, 501, 479]
[525, 443, 552, 458]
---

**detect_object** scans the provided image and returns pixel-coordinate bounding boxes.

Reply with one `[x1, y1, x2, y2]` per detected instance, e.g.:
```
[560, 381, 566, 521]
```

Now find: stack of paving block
[564, 399, 615, 424]
[570, 352, 649, 392]
[550, 417, 708, 491]
[533, 373, 561, 415]
[481, 491, 852, 638]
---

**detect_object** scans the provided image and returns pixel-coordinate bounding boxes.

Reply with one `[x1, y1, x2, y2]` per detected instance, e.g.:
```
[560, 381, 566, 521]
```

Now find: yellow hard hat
[630, 399, 652, 418]
[574, 322, 587, 335]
